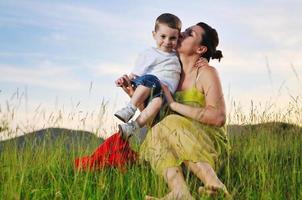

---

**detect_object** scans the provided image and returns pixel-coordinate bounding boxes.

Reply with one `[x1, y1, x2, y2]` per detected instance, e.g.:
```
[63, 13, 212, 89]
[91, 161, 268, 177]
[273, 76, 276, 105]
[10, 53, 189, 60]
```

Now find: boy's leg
[118, 97, 162, 140]
[115, 85, 151, 123]
[135, 97, 162, 127]
[118, 74, 162, 138]
[130, 85, 152, 108]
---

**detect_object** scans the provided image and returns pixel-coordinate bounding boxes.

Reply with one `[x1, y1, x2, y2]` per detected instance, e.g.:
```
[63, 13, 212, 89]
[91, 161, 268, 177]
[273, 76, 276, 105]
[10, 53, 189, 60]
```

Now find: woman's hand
[161, 83, 175, 108]
[115, 74, 135, 97]
[194, 58, 209, 68]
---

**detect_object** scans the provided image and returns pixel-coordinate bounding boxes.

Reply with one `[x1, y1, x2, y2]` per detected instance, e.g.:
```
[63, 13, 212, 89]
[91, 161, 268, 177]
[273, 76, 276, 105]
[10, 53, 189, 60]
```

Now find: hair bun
[212, 50, 223, 62]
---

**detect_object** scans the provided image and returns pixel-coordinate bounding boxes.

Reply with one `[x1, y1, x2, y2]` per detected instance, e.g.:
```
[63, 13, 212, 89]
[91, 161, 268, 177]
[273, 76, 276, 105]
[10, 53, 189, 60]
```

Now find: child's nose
[165, 38, 171, 44]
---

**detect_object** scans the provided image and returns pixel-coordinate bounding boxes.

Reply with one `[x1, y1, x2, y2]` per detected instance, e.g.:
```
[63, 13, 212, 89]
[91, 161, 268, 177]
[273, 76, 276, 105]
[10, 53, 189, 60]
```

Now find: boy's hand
[194, 58, 209, 68]
[115, 74, 134, 97]
[115, 74, 128, 87]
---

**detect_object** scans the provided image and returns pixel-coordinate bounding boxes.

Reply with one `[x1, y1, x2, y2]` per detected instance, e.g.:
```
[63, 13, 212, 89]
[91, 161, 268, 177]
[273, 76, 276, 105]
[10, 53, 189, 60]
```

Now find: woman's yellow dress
[139, 86, 229, 175]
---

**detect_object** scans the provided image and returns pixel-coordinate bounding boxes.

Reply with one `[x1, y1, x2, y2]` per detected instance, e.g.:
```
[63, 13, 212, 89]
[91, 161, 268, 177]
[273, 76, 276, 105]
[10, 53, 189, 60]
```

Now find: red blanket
[74, 132, 138, 171]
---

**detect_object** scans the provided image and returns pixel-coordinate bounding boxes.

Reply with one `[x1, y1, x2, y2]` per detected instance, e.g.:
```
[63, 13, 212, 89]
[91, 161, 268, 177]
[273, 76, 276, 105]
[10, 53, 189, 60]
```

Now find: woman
[77, 21, 229, 199]
[136, 22, 230, 199]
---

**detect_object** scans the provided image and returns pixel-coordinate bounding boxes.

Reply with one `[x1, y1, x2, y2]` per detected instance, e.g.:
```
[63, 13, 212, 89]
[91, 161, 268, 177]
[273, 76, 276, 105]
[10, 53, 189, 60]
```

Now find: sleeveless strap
[194, 67, 202, 87]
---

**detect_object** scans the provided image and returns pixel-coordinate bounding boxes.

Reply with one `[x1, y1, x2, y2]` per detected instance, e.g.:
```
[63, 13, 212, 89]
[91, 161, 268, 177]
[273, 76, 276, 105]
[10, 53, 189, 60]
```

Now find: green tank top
[157, 68, 205, 121]
[174, 67, 205, 107]
[174, 86, 205, 108]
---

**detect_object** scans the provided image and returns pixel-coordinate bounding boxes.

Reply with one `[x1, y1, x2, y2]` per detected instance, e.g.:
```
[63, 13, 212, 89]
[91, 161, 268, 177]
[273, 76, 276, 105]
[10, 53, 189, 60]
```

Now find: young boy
[115, 13, 182, 139]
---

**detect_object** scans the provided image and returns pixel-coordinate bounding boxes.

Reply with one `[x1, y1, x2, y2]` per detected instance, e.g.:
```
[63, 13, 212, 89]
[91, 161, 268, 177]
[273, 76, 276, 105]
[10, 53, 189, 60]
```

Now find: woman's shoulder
[197, 65, 219, 80]
[196, 65, 221, 88]
[199, 65, 218, 74]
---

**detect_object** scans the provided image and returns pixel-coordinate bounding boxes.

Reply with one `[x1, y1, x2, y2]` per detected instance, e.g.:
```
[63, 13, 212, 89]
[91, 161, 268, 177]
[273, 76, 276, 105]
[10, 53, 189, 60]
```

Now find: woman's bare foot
[198, 185, 231, 199]
[145, 189, 195, 200]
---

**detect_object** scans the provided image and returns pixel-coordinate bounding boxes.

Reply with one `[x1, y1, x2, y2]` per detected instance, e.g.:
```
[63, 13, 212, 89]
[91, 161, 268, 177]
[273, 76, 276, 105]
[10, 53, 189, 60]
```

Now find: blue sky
[0, 0, 301, 138]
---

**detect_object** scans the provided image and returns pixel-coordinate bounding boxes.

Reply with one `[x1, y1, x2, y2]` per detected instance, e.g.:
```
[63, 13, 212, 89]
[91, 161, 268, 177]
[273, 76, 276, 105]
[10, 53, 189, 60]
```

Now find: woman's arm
[163, 67, 226, 127]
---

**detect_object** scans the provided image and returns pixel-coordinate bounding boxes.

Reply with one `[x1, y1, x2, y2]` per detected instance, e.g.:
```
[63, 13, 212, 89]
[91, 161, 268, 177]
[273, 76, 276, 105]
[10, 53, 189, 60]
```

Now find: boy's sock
[126, 102, 137, 112]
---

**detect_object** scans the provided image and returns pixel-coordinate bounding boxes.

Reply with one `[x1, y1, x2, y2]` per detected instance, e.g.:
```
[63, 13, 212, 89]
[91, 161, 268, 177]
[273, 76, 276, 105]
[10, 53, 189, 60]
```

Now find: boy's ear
[197, 46, 207, 55]
[152, 31, 156, 38]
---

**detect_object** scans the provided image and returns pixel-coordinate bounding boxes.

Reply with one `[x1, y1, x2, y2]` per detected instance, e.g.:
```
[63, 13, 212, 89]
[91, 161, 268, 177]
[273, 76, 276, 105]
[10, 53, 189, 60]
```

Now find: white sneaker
[114, 106, 135, 123]
[118, 121, 139, 139]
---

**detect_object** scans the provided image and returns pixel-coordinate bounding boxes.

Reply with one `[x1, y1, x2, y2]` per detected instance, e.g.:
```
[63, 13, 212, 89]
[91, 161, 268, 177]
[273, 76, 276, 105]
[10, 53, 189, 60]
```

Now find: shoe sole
[118, 124, 127, 140]
[114, 114, 128, 123]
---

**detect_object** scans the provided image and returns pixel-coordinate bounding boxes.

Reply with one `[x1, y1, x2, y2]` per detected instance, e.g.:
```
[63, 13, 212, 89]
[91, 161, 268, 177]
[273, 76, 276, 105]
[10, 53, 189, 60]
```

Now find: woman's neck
[179, 54, 200, 74]
[177, 54, 201, 91]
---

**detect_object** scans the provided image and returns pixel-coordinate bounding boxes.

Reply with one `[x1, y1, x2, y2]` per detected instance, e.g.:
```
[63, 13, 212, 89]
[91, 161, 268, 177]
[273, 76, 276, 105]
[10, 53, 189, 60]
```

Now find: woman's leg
[184, 161, 230, 196]
[145, 166, 194, 200]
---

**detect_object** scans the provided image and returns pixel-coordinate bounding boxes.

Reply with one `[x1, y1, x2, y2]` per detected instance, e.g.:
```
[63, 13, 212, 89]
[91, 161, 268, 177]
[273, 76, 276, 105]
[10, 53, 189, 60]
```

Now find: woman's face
[177, 25, 204, 55]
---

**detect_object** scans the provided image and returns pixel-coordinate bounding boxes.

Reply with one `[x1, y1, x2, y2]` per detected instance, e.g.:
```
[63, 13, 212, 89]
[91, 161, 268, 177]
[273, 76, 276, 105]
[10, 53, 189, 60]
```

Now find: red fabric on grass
[74, 132, 138, 171]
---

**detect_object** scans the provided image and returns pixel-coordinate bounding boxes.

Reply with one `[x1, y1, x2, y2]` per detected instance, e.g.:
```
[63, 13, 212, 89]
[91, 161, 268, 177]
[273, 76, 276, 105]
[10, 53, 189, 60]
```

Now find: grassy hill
[1, 122, 298, 151]
[0, 128, 103, 153]
[0, 122, 301, 199]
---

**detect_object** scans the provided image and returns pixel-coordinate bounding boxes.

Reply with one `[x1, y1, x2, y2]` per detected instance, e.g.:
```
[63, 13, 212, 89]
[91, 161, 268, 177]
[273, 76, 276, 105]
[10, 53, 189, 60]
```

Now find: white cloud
[0, 62, 85, 91]
[1, 0, 302, 134]
[88, 61, 134, 77]
[0, 51, 83, 63]
[41, 32, 68, 43]
[0, 1, 116, 28]
[219, 49, 302, 74]
[227, 2, 302, 49]
[0, 1, 153, 42]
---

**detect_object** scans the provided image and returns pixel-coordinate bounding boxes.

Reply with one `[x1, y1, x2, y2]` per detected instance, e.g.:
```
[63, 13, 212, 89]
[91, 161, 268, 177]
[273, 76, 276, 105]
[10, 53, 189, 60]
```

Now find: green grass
[0, 123, 301, 200]
[226, 123, 302, 199]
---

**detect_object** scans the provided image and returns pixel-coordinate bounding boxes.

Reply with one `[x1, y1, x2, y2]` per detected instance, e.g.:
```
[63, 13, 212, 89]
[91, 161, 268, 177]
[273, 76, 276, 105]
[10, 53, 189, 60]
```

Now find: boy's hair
[154, 13, 182, 32]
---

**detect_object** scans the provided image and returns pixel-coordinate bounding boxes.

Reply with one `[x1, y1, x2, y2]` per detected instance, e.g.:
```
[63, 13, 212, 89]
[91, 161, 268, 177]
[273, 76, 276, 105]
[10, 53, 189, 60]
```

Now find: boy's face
[152, 23, 180, 53]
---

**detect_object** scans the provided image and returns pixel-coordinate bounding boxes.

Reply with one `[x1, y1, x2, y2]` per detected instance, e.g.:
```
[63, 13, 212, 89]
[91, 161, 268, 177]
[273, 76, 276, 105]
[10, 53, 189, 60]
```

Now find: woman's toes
[198, 185, 231, 199]
[145, 190, 194, 200]
[198, 186, 216, 196]
[145, 195, 160, 200]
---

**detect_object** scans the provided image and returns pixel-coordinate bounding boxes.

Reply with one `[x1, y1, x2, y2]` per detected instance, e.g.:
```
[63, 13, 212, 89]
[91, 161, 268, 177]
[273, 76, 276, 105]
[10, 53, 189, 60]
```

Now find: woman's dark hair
[196, 22, 223, 62]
